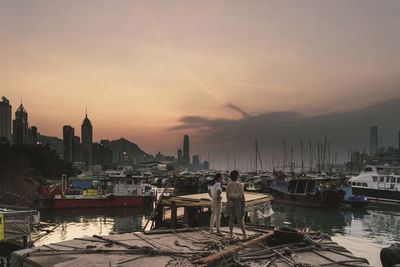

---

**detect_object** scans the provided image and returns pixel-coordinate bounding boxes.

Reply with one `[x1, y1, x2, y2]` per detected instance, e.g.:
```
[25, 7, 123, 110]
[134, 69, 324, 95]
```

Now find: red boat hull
[41, 196, 154, 209]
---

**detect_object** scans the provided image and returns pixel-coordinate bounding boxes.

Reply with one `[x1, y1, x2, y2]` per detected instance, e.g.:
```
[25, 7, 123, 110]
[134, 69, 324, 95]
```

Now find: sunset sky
[1, 1, 400, 169]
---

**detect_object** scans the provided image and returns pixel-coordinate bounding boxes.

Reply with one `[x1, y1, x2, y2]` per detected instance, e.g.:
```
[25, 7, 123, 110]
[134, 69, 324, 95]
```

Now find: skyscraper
[177, 148, 183, 166]
[81, 111, 93, 165]
[369, 126, 378, 156]
[183, 134, 190, 169]
[0, 96, 12, 142]
[63, 125, 74, 162]
[73, 136, 81, 162]
[398, 130, 400, 157]
[13, 103, 29, 145]
[192, 155, 200, 171]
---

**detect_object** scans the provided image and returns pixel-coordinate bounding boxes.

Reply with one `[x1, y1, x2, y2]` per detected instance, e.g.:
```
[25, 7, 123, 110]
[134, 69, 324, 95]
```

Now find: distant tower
[81, 110, 93, 165]
[63, 125, 74, 162]
[369, 126, 378, 156]
[73, 136, 81, 162]
[398, 130, 400, 157]
[13, 103, 29, 145]
[192, 155, 200, 171]
[177, 148, 183, 166]
[183, 135, 190, 169]
[0, 96, 12, 142]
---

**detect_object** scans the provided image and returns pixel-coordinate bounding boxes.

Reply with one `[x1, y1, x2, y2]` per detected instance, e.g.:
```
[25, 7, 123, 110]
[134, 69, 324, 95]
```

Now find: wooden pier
[11, 225, 370, 266]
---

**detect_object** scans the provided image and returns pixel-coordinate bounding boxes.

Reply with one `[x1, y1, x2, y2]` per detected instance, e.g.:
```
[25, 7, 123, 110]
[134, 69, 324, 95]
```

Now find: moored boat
[40, 173, 154, 209]
[269, 175, 345, 208]
[349, 165, 400, 204]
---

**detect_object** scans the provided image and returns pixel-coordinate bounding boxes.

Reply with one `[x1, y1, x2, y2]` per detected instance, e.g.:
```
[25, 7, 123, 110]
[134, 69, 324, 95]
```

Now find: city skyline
[1, 1, 400, 167]
[1, 96, 400, 170]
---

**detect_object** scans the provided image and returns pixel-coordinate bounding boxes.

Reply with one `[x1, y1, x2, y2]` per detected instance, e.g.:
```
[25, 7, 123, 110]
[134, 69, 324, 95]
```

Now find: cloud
[224, 103, 250, 118]
[169, 97, 400, 165]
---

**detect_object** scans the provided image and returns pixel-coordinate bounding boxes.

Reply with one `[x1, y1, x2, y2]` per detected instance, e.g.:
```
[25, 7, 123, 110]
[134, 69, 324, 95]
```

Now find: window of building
[352, 182, 356, 186]
[380, 177, 384, 182]
[373, 176, 378, 182]
[397, 178, 400, 184]
[364, 167, 373, 172]
[362, 183, 368, 187]
[391, 177, 396, 183]
[119, 180, 124, 184]
[126, 180, 132, 185]
[386, 177, 390, 183]
[357, 182, 361, 186]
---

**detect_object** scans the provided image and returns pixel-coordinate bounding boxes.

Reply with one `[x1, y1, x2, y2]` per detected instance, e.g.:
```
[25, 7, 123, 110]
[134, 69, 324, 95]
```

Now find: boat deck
[11, 226, 370, 266]
[161, 192, 272, 212]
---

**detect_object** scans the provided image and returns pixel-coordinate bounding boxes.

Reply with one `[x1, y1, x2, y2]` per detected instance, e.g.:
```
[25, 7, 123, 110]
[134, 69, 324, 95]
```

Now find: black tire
[380, 245, 400, 267]
[270, 227, 304, 245]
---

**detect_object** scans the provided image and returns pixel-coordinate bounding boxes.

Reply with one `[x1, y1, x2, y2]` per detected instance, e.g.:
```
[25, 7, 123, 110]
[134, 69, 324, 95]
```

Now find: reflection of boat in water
[269, 202, 350, 235]
[41, 206, 152, 219]
[349, 165, 400, 204]
[357, 203, 400, 241]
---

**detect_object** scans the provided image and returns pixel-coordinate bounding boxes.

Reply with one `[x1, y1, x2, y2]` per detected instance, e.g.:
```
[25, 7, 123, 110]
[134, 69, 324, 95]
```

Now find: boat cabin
[349, 165, 400, 191]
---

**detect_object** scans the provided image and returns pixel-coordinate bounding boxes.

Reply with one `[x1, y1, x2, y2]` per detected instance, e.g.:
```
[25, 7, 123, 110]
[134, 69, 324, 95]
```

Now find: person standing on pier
[209, 173, 223, 235]
[226, 170, 247, 239]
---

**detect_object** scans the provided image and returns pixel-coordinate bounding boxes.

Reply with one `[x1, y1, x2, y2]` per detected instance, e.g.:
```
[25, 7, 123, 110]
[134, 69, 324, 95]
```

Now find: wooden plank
[193, 231, 274, 265]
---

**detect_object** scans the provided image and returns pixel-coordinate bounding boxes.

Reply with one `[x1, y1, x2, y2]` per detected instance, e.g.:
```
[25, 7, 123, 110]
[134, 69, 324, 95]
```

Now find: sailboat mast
[301, 139, 304, 173]
[255, 139, 258, 173]
[283, 139, 286, 171]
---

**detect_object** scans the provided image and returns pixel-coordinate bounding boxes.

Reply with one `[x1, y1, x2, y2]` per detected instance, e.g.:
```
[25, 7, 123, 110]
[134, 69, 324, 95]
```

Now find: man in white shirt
[208, 173, 223, 235]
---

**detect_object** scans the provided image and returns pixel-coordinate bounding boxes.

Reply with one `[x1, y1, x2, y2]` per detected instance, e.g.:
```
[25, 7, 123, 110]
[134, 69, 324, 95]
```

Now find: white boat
[349, 165, 400, 204]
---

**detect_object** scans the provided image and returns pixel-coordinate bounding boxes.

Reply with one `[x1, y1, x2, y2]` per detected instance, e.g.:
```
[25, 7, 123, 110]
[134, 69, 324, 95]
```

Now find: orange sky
[1, 0, 400, 156]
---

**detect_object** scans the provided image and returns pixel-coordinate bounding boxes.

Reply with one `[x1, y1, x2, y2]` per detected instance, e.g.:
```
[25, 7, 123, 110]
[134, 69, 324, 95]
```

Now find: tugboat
[349, 165, 400, 204]
[269, 172, 345, 208]
[40, 172, 154, 209]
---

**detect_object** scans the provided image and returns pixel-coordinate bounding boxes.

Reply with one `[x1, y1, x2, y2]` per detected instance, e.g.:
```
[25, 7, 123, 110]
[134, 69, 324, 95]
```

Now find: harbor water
[28, 203, 400, 267]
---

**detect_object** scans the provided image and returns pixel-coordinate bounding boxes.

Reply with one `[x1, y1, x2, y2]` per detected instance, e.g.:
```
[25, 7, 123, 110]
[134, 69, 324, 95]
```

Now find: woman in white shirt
[208, 173, 223, 235]
[226, 170, 247, 239]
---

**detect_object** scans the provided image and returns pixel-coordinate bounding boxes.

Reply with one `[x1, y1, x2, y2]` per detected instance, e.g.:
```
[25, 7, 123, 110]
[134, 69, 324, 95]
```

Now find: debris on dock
[11, 225, 370, 266]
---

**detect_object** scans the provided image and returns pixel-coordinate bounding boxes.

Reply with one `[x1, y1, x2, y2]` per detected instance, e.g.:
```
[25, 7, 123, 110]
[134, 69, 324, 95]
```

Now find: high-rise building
[398, 130, 400, 157]
[13, 103, 29, 145]
[192, 155, 200, 171]
[177, 148, 183, 166]
[63, 125, 74, 162]
[203, 161, 209, 170]
[29, 126, 38, 144]
[183, 134, 190, 169]
[0, 96, 12, 142]
[73, 136, 81, 162]
[81, 111, 93, 165]
[369, 126, 378, 156]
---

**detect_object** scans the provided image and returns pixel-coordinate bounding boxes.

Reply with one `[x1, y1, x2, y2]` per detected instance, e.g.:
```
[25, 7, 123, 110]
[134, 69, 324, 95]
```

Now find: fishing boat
[349, 165, 400, 204]
[40, 173, 154, 209]
[269, 174, 345, 208]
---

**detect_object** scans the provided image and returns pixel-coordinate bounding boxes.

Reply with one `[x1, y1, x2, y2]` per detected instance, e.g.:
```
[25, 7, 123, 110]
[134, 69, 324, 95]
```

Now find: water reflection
[37, 207, 151, 246]
[33, 203, 400, 267]
[265, 203, 352, 235]
[266, 202, 400, 267]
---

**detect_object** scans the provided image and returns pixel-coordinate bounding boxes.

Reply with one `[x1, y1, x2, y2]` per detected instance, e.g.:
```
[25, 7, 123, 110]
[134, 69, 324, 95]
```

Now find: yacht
[349, 165, 400, 203]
